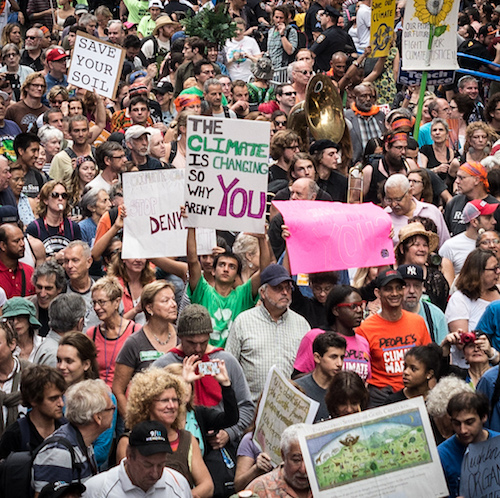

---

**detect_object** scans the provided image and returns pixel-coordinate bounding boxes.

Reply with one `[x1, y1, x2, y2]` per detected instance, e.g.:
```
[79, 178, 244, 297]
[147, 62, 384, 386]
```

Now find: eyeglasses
[336, 301, 367, 310]
[285, 145, 300, 151]
[480, 239, 500, 245]
[111, 154, 126, 159]
[102, 405, 116, 413]
[311, 285, 334, 295]
[25, 35, 40, 40]
[282, 91, 297, 96]
[92, 299, 111, 307]
[154, 397, 180, 405]
[10, 177, 24, 184]
[384, 190, 409, 204]
[484, 266, 500, 273]
[274, 120, 287, 126]
[4, 53, 18, 58]
[295, 70, 313, 75]
[50, 191, 68, 199]
[30, 83, 46, 89]
[408, 179, 423, 184]
[113, 192, 123, 197]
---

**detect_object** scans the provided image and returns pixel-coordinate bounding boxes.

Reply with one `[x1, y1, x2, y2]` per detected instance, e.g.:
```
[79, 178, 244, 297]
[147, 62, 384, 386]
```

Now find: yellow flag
[370, 0, 396, 57]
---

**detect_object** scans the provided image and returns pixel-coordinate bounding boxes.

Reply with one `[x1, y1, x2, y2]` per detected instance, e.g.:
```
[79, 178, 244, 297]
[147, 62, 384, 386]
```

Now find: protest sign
[68, 33, 125, 99]
[401, 0, 459, 70]
[273, 201, 394, 273]
[460, 436, 500, 498]
[183, 116, 270, 234]
[253, 366, 319, 467]
[397, 68, 455, 86]
[298, 397, 448, 498]
[370, 0, 395, 58]
[122, 169, 216, 259]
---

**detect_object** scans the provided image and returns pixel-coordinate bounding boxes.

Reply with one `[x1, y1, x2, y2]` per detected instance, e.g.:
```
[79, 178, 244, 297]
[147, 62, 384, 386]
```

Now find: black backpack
[0, 420, 82, 498]
[139, 35, 169, 68]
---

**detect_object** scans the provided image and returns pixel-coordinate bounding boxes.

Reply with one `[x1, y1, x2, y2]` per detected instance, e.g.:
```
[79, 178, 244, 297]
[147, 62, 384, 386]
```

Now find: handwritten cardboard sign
[122, 169, 216, 259]
[183, 116, 270, 234]
[68, 32, 125, 99]
[401, 0, 459, 71]
[460, 436, 500, 498]
[370, 0, 395, 58]
[273, 201, 394, 273]
[253, 366, 319, 467]
[298, 397, 448, 497]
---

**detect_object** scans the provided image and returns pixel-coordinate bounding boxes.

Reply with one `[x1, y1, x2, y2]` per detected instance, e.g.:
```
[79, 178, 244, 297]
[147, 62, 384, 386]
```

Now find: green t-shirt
[188, 276, 257, 348]
[138, 15, 156, 37]
[179, 86, 229, 106]
[124, 0, 149, 24]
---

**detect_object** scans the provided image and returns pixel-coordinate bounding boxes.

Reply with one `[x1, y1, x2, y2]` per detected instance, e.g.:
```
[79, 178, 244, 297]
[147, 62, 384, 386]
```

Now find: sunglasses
[50, 191, 68, 199]
[296, 70, 313, 75]
[282, 91, 296, 96]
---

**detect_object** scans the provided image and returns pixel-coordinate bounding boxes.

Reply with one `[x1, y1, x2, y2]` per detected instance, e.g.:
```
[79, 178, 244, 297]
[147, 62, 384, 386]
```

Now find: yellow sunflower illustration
[414, 0, 453, 26]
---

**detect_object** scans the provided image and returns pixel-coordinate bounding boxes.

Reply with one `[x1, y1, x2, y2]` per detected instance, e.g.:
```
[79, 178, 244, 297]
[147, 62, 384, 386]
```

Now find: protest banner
[183, 116, 270, 234]
[401, 0, 459, 70]
[273, 201, 394, 274]
[253, 366, 319, 467]
[122, 169, 216, 259]
[370, 0, 395, 58]
[298, 397, 449, 498]
[67, 32, 125, 99]
[397, 68, 455, 86]
[460, 436, 500, 498]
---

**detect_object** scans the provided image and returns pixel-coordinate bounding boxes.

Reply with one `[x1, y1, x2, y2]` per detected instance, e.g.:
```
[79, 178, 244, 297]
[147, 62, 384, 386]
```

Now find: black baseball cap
[398, 264, 424, 282]
[0, 205, 19, 224]
[375, 269, 405, 288]
[39, 481, 86, 498]
[129, 421, 173, 456]
[260, 264, 294, 287]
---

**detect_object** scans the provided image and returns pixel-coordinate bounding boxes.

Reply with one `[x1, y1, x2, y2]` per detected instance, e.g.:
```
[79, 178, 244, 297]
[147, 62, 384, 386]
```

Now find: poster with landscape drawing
[297, 397, 448, 497]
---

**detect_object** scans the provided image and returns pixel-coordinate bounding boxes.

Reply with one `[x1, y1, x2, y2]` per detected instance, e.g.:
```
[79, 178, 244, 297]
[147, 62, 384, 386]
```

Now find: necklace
[152, 328, 172, 346]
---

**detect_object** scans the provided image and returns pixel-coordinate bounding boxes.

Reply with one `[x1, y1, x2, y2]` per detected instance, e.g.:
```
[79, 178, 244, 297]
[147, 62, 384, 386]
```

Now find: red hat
[46, 48, 68, 62]
[462, 199, 498, 223]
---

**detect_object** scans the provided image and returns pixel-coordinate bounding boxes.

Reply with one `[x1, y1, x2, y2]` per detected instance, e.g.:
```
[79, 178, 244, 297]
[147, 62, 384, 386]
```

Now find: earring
[248, 262, 254, 269]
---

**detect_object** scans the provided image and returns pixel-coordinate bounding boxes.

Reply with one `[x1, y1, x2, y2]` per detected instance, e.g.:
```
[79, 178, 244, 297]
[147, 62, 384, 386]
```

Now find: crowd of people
[0, 0, 499, 497]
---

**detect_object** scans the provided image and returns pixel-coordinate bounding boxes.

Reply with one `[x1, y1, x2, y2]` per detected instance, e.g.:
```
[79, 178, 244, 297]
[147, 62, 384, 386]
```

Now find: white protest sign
[402, 0, 459, 70]
[298, 397, 448, 498]
[122, 169, 216, 259]
[253, 366, 319, 467]
[68, 33, 125, 99]
[184, 116, 270, 234]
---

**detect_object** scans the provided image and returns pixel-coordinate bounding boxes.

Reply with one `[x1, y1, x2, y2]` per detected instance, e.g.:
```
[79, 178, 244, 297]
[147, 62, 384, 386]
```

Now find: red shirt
[0, 260, 35, 298]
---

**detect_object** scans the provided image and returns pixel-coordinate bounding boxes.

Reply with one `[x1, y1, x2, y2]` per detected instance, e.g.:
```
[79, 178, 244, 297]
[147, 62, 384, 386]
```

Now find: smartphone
[198, 361, 220, 376]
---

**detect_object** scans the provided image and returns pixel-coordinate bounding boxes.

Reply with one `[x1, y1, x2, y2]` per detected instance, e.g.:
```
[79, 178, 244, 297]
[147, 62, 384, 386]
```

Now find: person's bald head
[290, 178, 319, 200]
[429, 98, 451, 119]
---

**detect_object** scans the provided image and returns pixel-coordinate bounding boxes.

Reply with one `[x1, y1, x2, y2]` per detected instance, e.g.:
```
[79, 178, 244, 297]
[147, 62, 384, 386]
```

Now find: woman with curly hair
[463, 121, 498, 163]
[118, 368, 214, 497]
[26, 181, 82, 256]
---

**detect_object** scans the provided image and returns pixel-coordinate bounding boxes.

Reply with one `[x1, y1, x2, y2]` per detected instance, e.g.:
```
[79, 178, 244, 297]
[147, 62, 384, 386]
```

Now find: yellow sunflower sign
[401, 0, 459, 71]
[370, 0, 396, 58]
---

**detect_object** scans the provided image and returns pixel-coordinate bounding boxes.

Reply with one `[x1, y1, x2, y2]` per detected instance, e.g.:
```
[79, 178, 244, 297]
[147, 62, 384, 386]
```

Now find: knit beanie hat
[177, 304, 213, 337]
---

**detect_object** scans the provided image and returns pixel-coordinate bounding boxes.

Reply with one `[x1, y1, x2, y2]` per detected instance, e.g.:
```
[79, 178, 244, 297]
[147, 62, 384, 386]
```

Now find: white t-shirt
[141, 37, 170, 61]
[225, 36, 261, 82]
[86, 173, 113, 193]
[357, 3, 371, 49]
[438, 232, 476, 274]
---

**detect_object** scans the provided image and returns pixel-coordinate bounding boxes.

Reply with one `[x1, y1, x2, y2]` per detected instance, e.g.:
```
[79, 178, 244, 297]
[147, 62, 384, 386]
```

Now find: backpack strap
[63, 147, 77, 160]
[422, 301, 436, 343]
[34, 219, 41, 239]
[34, 436, 83, 483]
[92, 326, 99, 342]
[18, 416, 31, 452]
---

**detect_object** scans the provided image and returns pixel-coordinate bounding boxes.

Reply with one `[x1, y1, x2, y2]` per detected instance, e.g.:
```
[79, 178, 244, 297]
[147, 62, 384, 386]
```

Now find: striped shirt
[32, 423, 97, 492]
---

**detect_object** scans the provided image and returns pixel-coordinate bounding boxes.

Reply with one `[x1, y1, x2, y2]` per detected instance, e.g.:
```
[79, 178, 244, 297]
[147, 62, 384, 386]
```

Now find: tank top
[165, 429, 194, 487]
[20, 236, 36, 268]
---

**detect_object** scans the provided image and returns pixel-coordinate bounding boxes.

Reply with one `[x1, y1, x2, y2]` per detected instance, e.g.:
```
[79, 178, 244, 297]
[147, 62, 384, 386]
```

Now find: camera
[460, 331, 478, 344]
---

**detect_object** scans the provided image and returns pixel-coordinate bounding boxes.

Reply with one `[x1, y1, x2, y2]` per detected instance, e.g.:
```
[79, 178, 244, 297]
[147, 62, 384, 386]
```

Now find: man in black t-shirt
[0, 365, 66, 460]
[13, 133, 45, 199]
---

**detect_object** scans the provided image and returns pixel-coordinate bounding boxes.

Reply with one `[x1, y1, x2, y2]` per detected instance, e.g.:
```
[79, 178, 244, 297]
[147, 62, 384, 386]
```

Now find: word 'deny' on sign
[273, 200, 395, 273]
[68, 33, 125, 99]
[184, 116, 270, 234]
[122, 169, 215, 259]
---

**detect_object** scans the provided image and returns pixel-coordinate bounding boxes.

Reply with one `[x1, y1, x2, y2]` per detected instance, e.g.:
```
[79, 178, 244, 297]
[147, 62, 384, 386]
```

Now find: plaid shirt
[358, 114, 383, 152]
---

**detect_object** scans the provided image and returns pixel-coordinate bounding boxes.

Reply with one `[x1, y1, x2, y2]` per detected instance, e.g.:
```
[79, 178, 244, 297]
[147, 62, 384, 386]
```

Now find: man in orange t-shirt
[357, 268, 431, 407]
